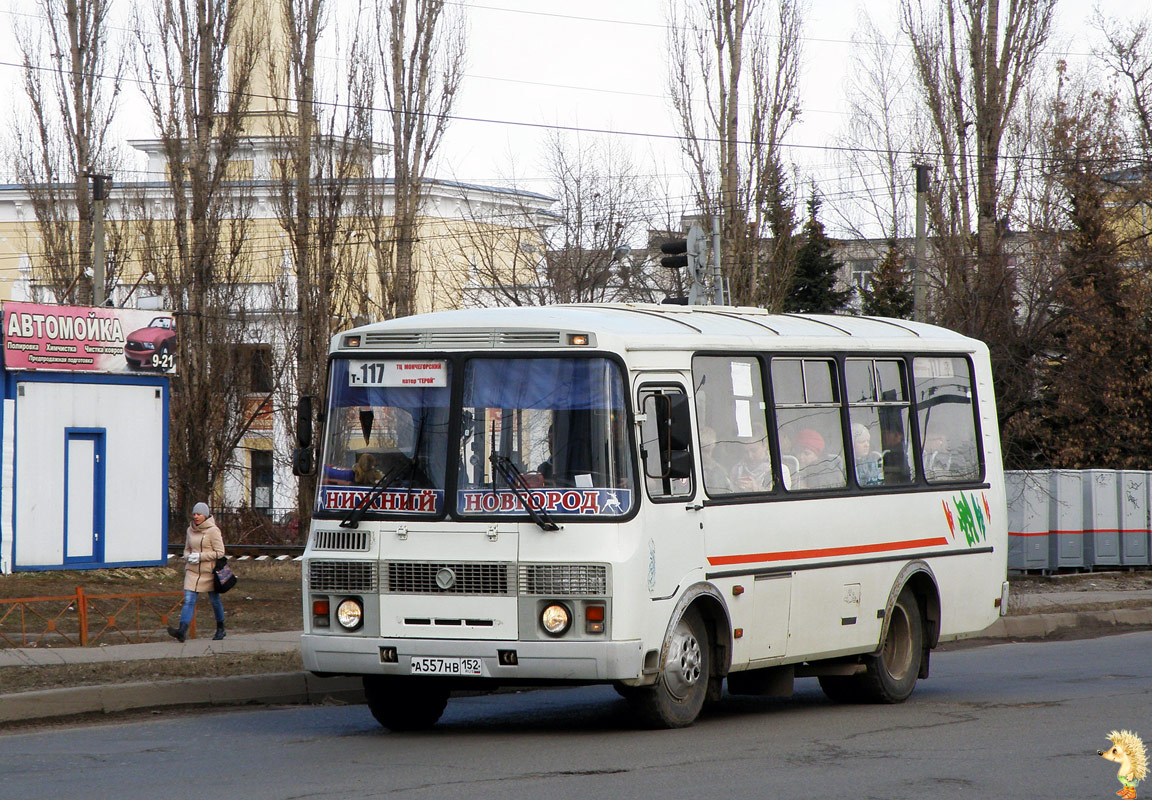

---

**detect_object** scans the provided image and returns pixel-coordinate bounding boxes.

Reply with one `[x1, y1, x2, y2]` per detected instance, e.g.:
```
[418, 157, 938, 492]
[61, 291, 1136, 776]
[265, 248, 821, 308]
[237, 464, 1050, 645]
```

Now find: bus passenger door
[636, 381, 704, 599]
[692, 354, 792, 663]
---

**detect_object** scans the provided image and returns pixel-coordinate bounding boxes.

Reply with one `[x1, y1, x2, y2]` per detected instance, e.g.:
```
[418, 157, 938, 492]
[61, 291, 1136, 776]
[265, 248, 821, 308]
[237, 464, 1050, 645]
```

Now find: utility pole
[711, 216, 724, 305]
[913, 164, 930, 322]
[87, 173, 113, 307]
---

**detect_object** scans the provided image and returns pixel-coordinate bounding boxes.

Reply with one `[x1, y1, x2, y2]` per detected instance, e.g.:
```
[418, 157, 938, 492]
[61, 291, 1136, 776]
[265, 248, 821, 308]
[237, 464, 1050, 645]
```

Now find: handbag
[213, 556, 237, 594]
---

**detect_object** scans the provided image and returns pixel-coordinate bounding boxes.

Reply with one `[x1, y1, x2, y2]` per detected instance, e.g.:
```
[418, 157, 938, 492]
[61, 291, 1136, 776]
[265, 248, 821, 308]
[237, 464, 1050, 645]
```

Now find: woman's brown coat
[183, 516, 226, 593]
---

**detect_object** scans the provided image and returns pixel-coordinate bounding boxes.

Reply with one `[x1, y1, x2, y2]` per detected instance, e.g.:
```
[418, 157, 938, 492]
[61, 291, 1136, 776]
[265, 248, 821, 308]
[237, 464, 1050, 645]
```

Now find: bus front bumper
[300, 633, 647, 682]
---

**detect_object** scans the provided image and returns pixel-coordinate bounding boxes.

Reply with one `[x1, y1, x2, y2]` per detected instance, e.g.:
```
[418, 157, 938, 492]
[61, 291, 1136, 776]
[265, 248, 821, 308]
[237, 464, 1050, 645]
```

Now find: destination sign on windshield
[347, 360, 448, 388]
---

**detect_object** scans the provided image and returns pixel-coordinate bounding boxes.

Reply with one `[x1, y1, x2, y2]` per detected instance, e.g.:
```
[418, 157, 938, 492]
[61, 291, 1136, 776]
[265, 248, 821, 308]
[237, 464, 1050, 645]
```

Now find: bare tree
[133, 0, 265, 512]
[456, 133, 669, 306]
[374, 0, 466, 319]
[834, 10, 917, 243]
[667, 0, 804, 309]
[1096, 12, 1152, 161]
[265, 0, 380, 518]
[11, 0, 124, 302]
[902, 0, 1055, 331]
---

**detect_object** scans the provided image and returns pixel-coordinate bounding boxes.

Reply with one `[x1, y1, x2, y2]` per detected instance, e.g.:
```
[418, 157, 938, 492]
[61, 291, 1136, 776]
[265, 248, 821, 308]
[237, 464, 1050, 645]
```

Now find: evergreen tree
[861, 240, 914, 318]
[783, 195, 853, 313]
[1002, 77, 1152, 469]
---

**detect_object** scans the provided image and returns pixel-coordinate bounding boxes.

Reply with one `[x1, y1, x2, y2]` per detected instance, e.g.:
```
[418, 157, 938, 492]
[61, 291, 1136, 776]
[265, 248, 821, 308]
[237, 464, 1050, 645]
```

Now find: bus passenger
[699, 427, 734, 493]
[353, 453, 383, 485]
[794, 428, 841, 489]
[793, 428, 824, 486]
[923, 430, 951, 479]
[730, 437, 773, 492]
[852, 423, 883, 486]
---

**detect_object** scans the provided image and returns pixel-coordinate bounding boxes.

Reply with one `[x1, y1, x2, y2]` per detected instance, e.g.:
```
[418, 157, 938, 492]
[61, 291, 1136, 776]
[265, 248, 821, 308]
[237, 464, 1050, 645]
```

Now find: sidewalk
[0, 631, 363, 726]
[3, 587, 1152, 726]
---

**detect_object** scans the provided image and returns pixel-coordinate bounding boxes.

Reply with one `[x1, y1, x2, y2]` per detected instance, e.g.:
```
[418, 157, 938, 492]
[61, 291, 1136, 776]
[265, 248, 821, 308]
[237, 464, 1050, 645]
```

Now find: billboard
[2, 302, 177, 374]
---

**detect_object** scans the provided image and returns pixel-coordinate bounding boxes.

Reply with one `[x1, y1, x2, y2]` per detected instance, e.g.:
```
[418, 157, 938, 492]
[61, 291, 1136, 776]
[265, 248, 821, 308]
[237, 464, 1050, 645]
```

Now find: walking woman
[167, 502, 227, 642]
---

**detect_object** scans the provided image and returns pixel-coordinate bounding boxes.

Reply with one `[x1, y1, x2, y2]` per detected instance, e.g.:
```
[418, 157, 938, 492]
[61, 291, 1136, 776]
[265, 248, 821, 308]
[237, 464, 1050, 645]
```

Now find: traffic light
[659, 225, 706, 271]
[658, 225, 708, 304]
[659, 237, 690, 270]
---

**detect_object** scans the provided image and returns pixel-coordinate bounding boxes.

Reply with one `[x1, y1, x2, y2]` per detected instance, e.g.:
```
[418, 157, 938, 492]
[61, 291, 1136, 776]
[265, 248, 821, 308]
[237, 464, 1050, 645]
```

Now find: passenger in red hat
[793, 429, 825, 469]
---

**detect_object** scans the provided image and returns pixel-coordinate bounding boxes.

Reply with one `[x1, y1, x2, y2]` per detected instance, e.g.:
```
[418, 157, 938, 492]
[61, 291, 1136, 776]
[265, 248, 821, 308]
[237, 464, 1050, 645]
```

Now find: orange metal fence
[0, 588, 194, 648]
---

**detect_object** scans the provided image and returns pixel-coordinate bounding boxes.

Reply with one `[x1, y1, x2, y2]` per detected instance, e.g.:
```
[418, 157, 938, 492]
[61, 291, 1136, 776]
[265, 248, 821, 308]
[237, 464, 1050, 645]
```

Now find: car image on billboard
[124, 316, 176, 371]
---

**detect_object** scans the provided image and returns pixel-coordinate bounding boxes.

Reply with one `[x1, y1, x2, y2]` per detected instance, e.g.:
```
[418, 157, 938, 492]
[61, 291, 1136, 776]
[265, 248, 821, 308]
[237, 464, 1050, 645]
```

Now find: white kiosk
[0, 302, 173, 574]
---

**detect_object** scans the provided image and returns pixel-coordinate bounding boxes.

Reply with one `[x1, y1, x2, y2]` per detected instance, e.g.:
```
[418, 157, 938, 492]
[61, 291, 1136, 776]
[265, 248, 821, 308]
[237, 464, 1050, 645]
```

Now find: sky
[0, 0, 1144, 238]
[448, 0, 1138, 232]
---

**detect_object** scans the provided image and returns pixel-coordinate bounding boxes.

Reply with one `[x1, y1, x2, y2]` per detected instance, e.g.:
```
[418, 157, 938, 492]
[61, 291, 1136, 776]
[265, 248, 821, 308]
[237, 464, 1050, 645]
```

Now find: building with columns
[0, 0, 554, 520]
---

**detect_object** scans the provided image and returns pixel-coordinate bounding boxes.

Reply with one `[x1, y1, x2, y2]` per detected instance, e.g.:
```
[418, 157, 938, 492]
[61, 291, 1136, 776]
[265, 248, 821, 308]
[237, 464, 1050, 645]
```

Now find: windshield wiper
[340, 410, 430, 529]
[490, 452, 560, 531]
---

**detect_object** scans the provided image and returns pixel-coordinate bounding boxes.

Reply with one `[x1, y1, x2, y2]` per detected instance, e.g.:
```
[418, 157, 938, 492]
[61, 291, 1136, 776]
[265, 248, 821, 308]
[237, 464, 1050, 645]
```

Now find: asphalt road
[2, 630, 1149, 800]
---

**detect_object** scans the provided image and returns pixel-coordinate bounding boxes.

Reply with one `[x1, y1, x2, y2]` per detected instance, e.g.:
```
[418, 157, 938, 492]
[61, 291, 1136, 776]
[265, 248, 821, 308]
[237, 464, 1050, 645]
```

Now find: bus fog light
[336, 598, 364, 631]
[541, 603, 571, 636]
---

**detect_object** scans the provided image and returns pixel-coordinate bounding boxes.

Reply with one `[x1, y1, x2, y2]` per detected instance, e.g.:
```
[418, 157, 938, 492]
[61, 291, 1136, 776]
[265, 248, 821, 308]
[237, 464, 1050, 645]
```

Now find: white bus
[297, 303, 1008, 729]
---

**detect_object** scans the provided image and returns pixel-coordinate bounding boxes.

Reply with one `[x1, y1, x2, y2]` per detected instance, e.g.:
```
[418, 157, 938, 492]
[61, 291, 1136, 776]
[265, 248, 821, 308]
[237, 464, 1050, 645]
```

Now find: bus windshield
[458, 357, 634, 518]
[316, 355, 635, 520]
[318, 358, 453, 517]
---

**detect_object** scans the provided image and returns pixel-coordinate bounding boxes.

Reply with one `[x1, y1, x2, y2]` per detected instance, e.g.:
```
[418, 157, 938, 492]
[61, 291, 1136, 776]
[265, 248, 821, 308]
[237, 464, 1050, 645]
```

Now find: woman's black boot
[213, 622, 226, 640]
[167, 622, 188, 643]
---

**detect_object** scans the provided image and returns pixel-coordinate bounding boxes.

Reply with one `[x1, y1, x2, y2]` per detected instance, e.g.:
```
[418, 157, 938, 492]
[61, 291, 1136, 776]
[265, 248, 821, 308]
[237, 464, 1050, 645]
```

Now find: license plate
[409, 656, 482, 676]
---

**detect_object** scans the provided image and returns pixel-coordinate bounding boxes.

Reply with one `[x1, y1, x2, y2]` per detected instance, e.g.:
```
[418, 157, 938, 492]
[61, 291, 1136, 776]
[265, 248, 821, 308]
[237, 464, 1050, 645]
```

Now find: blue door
[64, 430, 106, 566]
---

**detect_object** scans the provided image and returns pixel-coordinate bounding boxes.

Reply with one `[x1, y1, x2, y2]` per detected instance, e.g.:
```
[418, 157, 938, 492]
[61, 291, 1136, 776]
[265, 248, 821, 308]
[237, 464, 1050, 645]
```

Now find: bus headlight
[336, 598, 364, 631]
[541, 603, 571, 636]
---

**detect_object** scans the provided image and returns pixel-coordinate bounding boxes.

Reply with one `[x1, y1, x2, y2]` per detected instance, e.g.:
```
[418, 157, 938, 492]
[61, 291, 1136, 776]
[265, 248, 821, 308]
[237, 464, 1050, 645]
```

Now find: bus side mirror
[296, 396, 313, 448]
[292, 447, 314, 477]
[664, 448, 693, 480]
[294, 396, 315, 477]
[655, 393, 692, 479]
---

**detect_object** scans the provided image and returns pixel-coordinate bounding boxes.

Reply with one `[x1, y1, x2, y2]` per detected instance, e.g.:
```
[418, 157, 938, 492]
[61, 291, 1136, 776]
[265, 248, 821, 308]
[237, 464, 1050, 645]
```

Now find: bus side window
[772, 358, 846, 491]
[913, 357, 981, 484]
[846, 358, 915, 488]
[692, 355, 774, 496]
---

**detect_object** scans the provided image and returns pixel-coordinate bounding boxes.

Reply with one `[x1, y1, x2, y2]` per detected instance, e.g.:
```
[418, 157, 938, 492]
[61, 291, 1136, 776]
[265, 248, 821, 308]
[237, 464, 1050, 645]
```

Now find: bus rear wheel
[363, 676, 449, 731]
[626, 608, 709, 728]
[819, 587, 924, 704]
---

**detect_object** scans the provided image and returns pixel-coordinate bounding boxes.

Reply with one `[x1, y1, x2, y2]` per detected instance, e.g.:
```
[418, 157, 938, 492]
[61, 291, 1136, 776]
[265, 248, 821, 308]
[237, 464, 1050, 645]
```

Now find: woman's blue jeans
[179, 589, 225, 626]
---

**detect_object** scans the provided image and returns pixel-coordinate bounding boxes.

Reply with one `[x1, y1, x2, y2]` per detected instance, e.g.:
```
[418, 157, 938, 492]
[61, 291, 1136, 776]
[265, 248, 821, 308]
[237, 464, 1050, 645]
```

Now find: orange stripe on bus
[706, 537, 951, 567]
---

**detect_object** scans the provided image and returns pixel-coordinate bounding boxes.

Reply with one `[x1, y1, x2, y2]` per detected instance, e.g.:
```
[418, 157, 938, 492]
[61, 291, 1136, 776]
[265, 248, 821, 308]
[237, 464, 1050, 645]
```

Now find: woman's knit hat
[794, 429, 825, 456]
[192, 502, 210, 517]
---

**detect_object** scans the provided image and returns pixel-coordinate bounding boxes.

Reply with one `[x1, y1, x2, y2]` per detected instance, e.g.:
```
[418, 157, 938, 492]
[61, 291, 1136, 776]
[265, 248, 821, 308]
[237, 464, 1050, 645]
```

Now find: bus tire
[363, 676, 449, 731]
[820, 587, 924, 704]
[626, 608, 709, 728]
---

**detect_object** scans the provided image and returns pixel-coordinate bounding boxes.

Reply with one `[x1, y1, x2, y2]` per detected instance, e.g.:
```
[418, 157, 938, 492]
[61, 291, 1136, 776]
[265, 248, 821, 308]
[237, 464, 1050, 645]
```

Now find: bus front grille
[311, 529, 372, 552]
[309, 560, 379, 593]
[519, 564, 608, 596]
[383, 561, 516, 595]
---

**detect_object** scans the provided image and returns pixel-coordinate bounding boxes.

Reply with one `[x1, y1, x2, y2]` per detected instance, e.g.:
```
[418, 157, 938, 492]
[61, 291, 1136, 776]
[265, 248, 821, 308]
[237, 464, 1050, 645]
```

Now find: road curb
[957, 608, 1152, 642]
[5, 608, 1152, 725]
[0, 671, 364, 725]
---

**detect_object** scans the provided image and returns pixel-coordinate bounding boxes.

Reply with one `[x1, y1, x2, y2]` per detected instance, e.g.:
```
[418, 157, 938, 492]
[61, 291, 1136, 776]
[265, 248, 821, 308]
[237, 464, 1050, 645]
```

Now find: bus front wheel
[363, 676, 449, 731]
[819, 586, 924, 704]
[626, 608, 709, 728]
